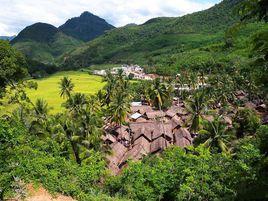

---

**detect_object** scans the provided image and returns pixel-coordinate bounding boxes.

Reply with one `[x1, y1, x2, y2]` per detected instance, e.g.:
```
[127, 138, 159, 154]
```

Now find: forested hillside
[11, 23, 82, 65]
[11, 12, 114, 65]
[62, 0, 246, 70]
[59, 11, 114, 42]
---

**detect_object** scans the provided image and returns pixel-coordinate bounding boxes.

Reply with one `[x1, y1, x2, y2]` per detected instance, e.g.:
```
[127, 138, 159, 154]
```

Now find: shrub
[234, 108, 261, 138]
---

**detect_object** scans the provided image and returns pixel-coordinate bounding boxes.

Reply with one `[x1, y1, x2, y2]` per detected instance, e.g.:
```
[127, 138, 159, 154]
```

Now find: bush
[0, 119, 107, 200]
[106, 146, 238, 201]
[234, 108, 261, 138]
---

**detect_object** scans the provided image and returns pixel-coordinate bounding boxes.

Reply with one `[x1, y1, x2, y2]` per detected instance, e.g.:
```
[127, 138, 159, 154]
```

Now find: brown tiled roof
[174, 106, 188, 115]
[130, 121, 154, 141]
[108, 163, 121, 175]
[107, 142, 128, 166]
[133, 136, 151, 153]
[174, 137, 191, 148]
[174, 128, 192, 144]
[166, 109, 177, 118]
[171, 115, 184, 129]
[245, 102, 257, 110]
[101, 134, 116, 144]
[146, 111, 165, 119]
[152, 122, 173, 141]
[135, 117, 148, 122]
[150, 137, 171, 153]
[115, 126, 130, 141]
[131, 105, 154, 114]
[120, 137, 151, 166]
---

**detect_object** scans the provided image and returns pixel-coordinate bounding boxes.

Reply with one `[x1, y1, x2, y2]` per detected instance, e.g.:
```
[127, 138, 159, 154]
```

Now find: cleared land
[1, 71, 105, 114]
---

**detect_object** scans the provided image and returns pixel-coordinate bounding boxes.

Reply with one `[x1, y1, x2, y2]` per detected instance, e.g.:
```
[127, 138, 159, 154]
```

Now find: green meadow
[1, 71, 106, 114]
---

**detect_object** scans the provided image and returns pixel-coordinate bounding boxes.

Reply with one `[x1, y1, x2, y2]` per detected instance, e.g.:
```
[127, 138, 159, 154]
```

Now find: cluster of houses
[92, 65, 158, 80]
[102, 100, 195, 174]
[102, 91, 268, 175]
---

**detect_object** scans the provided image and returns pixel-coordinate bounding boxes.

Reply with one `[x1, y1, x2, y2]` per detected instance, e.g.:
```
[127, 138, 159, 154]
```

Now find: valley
[0, 71, 105, 114]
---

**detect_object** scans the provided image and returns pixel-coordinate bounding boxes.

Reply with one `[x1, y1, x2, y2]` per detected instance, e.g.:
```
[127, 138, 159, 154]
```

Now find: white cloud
[0, 0, 219, 35]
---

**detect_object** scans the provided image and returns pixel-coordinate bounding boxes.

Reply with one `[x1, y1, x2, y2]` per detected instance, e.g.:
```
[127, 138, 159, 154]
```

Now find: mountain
[59, 11, 114, 42]
[62, 0, 248, 70]
[11, 23, 59, 44]
[11, 23, 82, 65]
[11, 12, 114, 65]
[0, 36, 16, 41]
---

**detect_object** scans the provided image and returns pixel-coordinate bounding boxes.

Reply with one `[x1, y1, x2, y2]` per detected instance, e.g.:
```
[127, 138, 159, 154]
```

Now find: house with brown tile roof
[150, 137, 171, 154]
[146, 111, 166, 119]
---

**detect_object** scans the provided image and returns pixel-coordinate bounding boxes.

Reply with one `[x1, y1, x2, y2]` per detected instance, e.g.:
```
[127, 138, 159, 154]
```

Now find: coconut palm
[59, 77, 74, 99]
[148, 78, 173, 110]
[29, 99, 50, 137]
[64, 93, 87, 115]
[196, 116, 231, 153]
[33, 98, 49, 117]
[108, 91, 130, 126]
[103, 71, 117, 106]
[186, 91, 207, 133]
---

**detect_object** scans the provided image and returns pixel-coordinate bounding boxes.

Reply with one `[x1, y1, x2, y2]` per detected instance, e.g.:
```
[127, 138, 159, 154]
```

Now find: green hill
[62, 0, 259, 71]
[11, 12, 114, 65]
[11, 23, 82, 65]
[59, 11, 114, 42]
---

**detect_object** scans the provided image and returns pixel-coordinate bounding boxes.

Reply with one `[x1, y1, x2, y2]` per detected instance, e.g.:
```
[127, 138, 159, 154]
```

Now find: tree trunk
[71, 141, 81, 165]
[0, 189, 5, 201]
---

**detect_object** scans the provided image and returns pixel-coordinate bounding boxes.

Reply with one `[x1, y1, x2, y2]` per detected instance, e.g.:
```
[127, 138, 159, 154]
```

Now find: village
[92, 64, 158, 80]
[101, 88, 267, 175]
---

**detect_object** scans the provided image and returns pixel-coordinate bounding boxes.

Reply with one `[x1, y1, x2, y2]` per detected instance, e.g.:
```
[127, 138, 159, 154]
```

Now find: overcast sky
[0, 0, 221, 36]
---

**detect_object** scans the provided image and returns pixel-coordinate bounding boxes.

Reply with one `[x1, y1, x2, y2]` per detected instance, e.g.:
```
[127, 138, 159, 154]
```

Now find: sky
[0, 0, 221, 36]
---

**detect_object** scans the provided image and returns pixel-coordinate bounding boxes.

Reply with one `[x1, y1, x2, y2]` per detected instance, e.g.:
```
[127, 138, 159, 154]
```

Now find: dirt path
[25, 184, 75, 201]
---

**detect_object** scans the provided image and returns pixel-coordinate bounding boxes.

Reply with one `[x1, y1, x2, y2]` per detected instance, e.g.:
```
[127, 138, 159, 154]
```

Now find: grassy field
[1, 71, 106, 114]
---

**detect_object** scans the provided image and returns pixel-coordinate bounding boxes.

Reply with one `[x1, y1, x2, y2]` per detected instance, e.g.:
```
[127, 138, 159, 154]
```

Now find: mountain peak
[12, 23, 58, 43]
[59, 12, 114, 42]
[80, 11, 95, 17]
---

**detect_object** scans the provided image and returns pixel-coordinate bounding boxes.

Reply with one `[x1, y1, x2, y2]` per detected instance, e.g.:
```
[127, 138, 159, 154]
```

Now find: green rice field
[1, 71, 106, 114]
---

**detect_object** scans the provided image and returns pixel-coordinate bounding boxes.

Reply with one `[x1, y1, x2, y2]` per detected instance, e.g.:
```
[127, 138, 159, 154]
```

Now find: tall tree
[0, 41, 28, 92]
[59, 77, 74, 99]
[195, 116, 231, 153]
[186, 91, 207, 133]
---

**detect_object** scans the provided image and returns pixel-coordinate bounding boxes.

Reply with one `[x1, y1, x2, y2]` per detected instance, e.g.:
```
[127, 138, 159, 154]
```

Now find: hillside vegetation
[62, 0, 246, 70]
[11, 23, 83, 65]
[59, 11, 114, 42]
[11, 12, 114, 65]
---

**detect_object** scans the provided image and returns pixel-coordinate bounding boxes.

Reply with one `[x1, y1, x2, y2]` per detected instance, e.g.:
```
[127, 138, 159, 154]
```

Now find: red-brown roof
[150, 137, 171, 153]
[171, 115, 184, 129]
[146, 111, 165, 119]
[152, 122, 173, 141]
[131, 105, 154, 114]
[101, 134, 116, 144]
[174, 128, 192, 146]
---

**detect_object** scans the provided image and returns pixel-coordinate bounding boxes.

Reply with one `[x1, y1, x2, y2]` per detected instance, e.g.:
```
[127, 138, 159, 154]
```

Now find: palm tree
[102, 71, 117, 106]
[195, 116, 231, 153]
[59, 77, 74, 99]
[33, 98, 49, 117]
[29, 99, 50, 137]
[109, 91, 130, 126]
[64, 93, 87, 116]
[148, 78, 173, 109]
[186, 91, 207, 133]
